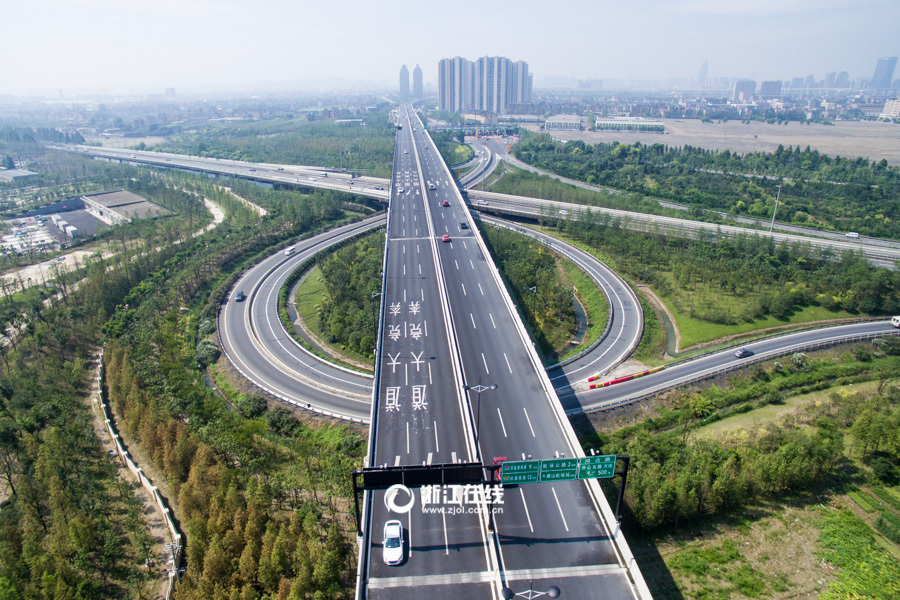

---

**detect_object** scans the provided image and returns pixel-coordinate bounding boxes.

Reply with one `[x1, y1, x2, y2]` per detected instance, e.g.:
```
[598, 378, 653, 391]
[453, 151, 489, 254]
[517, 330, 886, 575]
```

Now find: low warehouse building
[81, 190, 172, 226]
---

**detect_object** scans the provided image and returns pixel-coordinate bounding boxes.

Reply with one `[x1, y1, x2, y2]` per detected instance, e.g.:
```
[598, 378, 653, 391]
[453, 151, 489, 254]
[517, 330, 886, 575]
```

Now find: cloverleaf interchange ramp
[68, 128, 900, 599]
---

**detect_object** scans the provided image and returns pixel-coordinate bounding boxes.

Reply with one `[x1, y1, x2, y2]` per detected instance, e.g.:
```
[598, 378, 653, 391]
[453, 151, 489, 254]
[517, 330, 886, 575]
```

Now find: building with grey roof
[81, 190, 172, 226]
[0, 169, 38, 183]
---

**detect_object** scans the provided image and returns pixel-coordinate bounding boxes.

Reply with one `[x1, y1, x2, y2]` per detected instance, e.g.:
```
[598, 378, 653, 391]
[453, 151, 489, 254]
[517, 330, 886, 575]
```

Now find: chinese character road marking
[412, 385, 427, 410]
[385, 387, 401, 412]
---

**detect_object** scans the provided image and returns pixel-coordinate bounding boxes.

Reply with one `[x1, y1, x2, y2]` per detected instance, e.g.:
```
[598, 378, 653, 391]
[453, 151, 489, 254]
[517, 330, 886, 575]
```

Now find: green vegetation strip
[817, 508, 900, 599]
[512, 131, 900, 238]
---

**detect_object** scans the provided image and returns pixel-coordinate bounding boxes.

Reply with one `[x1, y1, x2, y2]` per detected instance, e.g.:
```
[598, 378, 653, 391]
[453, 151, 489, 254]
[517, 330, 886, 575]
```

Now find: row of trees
[316, 232, 385, 356]
[512, 133, 900, 237]
[480, 225, 576, 360]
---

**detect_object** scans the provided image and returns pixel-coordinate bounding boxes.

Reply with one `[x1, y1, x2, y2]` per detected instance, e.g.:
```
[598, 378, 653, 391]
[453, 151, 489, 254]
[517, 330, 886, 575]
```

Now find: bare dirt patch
[637, 499, 834, 599]
[530, 119, 900, 165]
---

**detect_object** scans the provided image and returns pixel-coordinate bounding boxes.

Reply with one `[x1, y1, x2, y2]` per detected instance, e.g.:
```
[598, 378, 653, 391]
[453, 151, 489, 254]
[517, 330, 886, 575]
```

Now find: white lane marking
[406, 422, 410, 454]
[461, 283, 467, 296]
[403, 264, 406, 276]
[442, 511, 450, 555]
[421, 288, 425, 301]
[405, 363, 409, 385]
[478, 283, 484, 295]
[451, 451, 457, 463]
[427, 452, 433, 465]
[519, 488, 534, 533]
[470, 259, 475, 270]
[523, 408, 536, 437]
[395, 455, 401, 466]
[419, 264, 422, 274]
[408, 511, 413, 555]
[403, 289, 407, 302]
[481, 353, 490, 374]
[434, 421, 439, 452]
[455, 260, 459, 270]
[551, 487, 570, 532]
[403, 245, 406, 254]
[428, 362, 433, 384]
[470, 313, 477, 329]
[424, 320, 428, 337]
[489, 313, 496, 329]
[497, 408, 508, 438]
[504, 353, 512, 374]
[417, 244, 420, 253]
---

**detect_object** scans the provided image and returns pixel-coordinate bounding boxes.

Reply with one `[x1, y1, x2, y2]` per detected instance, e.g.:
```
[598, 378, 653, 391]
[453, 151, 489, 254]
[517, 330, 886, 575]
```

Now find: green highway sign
[498, 456, 619, 484]
[578, 454, 617, 480]
[500, 460, 540, 484]
[539, 458, 578, 482]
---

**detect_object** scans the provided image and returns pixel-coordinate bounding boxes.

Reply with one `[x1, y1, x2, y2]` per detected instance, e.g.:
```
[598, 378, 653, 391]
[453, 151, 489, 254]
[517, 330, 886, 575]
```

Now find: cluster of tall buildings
[437, 56, 533, 114]
[399, 64, 423, 98]
[702, 57, 898, 99]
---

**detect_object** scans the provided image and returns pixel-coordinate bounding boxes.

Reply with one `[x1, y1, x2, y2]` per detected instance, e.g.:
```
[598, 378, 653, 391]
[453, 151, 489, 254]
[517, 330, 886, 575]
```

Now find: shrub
[196, 340, 221, 366]
[870, 457, 899, 486]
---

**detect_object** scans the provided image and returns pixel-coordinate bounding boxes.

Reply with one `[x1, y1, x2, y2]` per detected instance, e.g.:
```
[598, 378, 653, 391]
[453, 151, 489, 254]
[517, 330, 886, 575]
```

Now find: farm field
[527, 118, 900, 165]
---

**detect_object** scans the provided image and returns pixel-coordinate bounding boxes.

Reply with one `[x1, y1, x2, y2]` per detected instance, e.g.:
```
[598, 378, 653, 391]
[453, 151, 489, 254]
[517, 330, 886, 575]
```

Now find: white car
[382, 520, 404, 565]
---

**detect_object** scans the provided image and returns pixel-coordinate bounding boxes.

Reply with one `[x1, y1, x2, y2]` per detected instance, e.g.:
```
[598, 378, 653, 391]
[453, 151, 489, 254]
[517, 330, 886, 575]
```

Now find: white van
[845, 232, 859, 238]
[891, 316, 900, 329]
[284, 246, 296, 256]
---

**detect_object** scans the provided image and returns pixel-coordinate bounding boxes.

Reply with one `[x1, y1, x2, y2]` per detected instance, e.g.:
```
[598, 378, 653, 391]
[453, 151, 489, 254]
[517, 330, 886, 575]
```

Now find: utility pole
[769, 184, 782, 233]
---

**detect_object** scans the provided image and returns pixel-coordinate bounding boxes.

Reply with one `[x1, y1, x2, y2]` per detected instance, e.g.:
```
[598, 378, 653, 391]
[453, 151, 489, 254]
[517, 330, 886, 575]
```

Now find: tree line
[480, 225, 576, 361]
[512, 133, 900, 238]
[316, 232, 385, 356]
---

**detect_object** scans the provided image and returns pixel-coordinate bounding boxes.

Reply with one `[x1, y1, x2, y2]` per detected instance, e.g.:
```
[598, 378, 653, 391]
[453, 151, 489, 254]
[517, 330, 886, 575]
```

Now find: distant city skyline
[0, 0, 897, 96]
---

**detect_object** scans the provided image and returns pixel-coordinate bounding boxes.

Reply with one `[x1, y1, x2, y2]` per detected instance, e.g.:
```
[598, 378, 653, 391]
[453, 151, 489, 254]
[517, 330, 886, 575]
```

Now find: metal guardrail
[575, 329, 900, 415]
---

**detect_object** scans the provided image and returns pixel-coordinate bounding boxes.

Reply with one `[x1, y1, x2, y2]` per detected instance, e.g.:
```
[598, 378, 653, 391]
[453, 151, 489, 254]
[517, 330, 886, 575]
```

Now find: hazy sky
[2, 0, 897, 95]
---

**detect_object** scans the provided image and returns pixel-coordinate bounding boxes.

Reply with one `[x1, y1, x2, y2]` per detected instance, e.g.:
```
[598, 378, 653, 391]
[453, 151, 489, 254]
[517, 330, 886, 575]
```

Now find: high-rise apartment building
[399, 65, 410, 97]
[438, 55, 532, 114]
[412, 65, 423, 97]
[824, 72, 836, 89]
[759, 80, 782, 98]
[698, 60, 708, 88]
[732, 80, 756, 101]
[835, 71, 850, 88]
[871, 57, 898, 90]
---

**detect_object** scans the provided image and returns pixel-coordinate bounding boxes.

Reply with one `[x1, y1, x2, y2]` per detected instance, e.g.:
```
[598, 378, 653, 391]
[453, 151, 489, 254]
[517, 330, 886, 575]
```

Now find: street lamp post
[462, 382, 497, 444]
[769, 184, 782, 233]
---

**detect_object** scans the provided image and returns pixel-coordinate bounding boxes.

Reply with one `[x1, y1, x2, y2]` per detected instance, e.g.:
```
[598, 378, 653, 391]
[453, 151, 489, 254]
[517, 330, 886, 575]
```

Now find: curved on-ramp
[217, 213, 645, 421]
